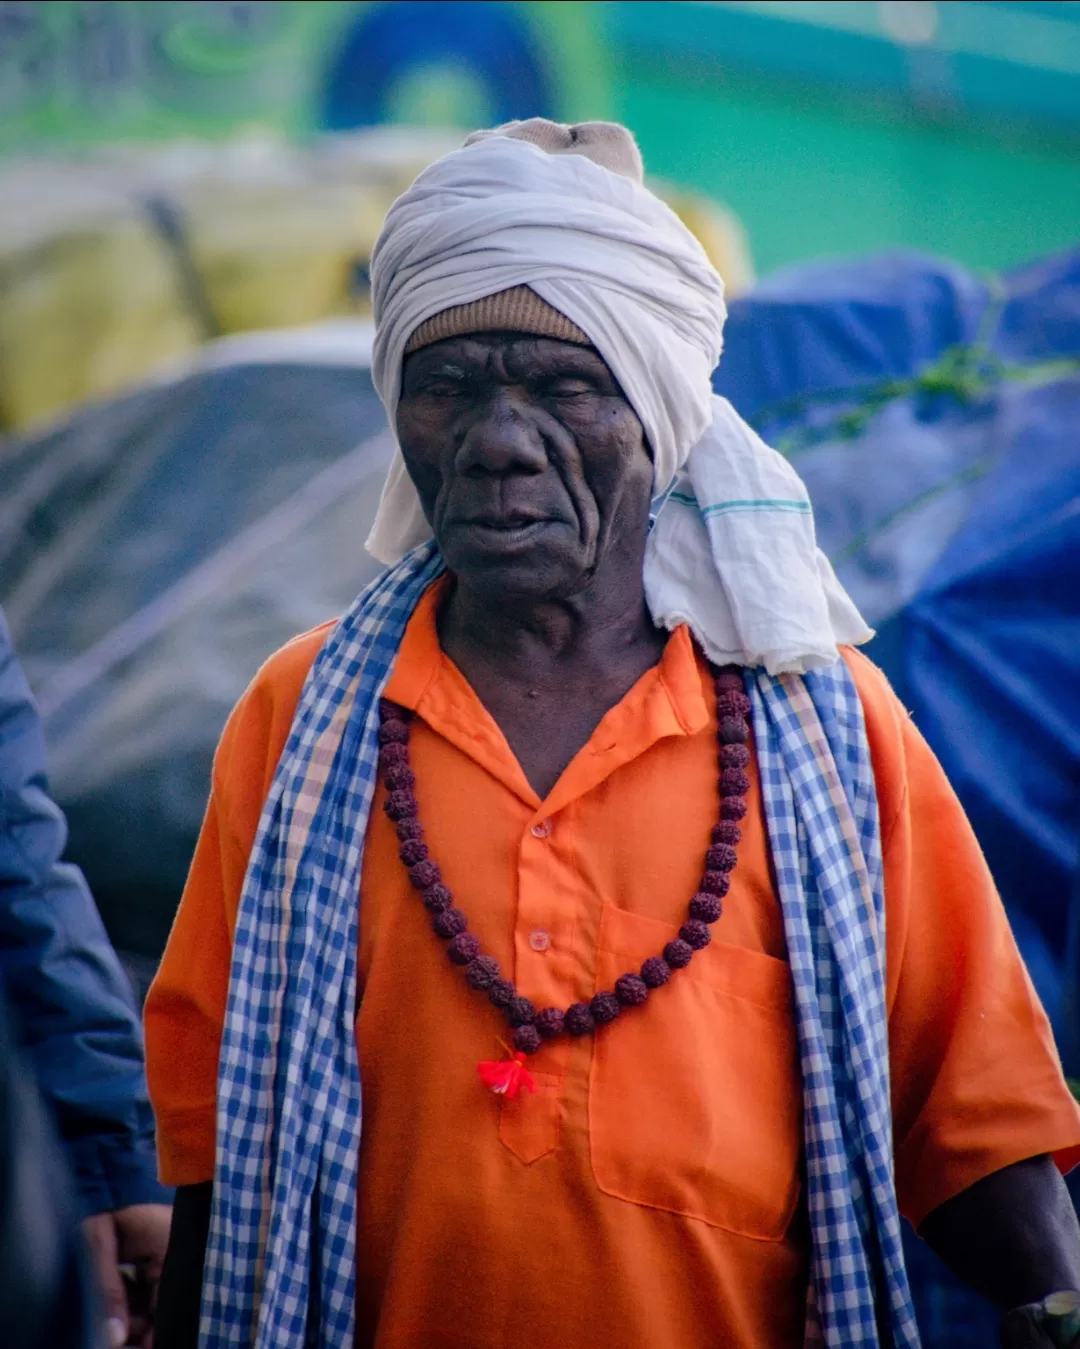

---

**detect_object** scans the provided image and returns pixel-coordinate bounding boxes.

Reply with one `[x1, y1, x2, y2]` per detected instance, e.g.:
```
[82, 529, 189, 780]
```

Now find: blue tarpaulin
[714, 246, 1080, 1346]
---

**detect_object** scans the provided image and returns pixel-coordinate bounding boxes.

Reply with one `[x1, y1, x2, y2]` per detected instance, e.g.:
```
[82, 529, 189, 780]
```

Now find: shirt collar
[384, 576, 712, 810]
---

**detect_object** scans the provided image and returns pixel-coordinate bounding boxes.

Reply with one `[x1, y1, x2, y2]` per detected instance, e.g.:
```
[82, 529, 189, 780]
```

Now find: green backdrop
[2, 0, 1078, 276]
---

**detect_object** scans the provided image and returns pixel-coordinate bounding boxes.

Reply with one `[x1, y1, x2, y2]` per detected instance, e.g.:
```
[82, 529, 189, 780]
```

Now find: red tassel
[477, 1052, 537, 1100]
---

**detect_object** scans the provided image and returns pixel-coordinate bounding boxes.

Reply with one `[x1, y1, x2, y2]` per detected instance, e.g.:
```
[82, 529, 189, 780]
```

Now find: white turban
[366, 135, 870, 672]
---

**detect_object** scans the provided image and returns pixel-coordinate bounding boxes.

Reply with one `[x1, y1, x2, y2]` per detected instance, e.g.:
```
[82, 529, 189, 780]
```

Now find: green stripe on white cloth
[667, 491, 812, 516]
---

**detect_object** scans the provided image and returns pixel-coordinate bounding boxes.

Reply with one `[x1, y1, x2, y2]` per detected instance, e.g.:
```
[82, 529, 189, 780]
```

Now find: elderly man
[147, 121, 1080, 1349]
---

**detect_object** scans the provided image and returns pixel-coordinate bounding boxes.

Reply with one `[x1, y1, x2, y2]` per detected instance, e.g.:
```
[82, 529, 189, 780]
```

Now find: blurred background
[1, 4, 1078, 1342]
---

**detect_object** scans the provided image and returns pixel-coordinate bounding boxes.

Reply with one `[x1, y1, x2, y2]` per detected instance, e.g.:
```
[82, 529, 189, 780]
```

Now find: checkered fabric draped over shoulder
[199, 543, 919, 1349]
[749, 668, 920, 1347]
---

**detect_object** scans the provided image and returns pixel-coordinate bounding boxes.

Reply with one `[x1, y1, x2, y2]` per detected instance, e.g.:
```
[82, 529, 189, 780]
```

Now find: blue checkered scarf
[200, 541, 920, 1349]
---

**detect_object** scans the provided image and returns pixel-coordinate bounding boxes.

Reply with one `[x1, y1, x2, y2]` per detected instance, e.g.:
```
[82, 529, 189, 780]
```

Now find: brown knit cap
[403, 285, 591, 354]
[403, 119, 644, 356]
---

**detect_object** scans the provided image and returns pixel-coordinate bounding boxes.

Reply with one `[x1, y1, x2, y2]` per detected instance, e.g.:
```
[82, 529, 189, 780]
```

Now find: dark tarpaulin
[0, 353, 391, 972]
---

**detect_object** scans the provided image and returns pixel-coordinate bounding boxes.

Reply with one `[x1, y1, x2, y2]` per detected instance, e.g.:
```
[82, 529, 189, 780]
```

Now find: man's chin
[443, 539, 592, 604]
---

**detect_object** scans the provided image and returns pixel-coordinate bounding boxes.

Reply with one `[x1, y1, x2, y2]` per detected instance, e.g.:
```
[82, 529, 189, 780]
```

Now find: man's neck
[439, 578, 663, 691]
[436, 560, 669, 799]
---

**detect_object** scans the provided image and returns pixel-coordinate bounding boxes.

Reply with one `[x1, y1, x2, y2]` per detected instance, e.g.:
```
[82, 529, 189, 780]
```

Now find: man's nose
[455, 389, 548, 476]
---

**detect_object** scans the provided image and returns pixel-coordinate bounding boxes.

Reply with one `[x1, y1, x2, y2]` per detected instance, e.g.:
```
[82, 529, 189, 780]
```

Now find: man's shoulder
[837, 644, 913, 832]
[251, 621, 337, 702]
[839, 644, 909, 734]
[214, 620, 337, 797]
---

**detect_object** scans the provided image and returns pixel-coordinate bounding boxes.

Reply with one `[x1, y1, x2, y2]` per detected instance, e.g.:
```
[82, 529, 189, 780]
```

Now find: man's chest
[361, 701, 789, 981]
[356, 713, 801, 1231]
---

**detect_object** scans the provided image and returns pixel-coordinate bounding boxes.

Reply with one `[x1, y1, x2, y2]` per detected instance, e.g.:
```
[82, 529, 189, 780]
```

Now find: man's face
[396, 333, 653, 602]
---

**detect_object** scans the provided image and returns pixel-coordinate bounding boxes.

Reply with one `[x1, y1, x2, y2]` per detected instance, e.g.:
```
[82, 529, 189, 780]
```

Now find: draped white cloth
[366, 136, 870, 672]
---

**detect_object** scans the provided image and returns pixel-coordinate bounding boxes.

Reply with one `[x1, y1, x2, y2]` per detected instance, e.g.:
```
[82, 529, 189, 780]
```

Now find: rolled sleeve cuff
[155, 1104, 217, 1187]
[900, 1106, 1080, 1230]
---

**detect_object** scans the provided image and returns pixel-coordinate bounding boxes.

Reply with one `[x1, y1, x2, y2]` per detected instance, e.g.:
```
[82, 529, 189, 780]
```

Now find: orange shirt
[146, 580, 1080, 1349]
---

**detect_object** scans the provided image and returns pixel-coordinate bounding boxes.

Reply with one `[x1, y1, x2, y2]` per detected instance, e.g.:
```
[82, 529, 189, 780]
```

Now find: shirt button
[530, 819, 553, 839]
[529, 929, 552, 952]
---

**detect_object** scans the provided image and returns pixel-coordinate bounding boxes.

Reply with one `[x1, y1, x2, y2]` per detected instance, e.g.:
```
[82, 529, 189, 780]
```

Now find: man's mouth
[458, 512, 559, 549]
[470, 512, 541, 528]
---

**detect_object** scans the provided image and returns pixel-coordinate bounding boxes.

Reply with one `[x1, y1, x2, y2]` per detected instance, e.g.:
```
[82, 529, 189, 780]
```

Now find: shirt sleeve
[0, 608, 169, 1215]
[144, 625, 327, 1185]
[143, 784, 239, 1185]
[851, 653, 1080, 1228]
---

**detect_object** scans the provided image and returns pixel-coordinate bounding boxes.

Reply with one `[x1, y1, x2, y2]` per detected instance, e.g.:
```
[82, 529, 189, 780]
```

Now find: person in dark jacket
[0, 984, 97, 1349]
[0, 606, 171, 1347]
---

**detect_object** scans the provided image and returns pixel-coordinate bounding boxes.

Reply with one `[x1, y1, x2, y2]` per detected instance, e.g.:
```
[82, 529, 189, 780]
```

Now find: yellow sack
[0, 163, 202, 432]
[0, 131, 753, 434]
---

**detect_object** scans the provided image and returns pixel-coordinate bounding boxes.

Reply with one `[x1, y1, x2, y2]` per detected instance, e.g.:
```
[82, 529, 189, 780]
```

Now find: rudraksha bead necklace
[378, 667, 751, 1099]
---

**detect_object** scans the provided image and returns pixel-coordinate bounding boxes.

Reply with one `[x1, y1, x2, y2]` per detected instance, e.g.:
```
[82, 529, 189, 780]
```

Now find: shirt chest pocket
[589, 905, 803, 1240]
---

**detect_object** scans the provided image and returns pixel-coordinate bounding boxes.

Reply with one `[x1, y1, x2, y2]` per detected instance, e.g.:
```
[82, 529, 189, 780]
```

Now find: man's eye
[423, 380, 469, 398]
[546, 379, 594, 398]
